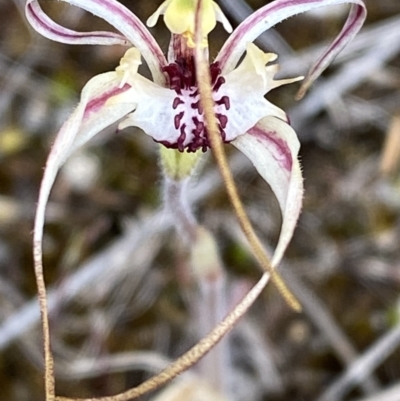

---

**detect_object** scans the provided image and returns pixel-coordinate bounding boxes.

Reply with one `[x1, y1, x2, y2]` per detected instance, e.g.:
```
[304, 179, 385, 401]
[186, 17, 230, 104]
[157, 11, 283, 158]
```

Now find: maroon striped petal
[25, 0, 168, 84]
[26, 0, 128, 46]
[33, 72, 135, 293]
[216, 0, 366, 97]
[232, 116, 304, 267]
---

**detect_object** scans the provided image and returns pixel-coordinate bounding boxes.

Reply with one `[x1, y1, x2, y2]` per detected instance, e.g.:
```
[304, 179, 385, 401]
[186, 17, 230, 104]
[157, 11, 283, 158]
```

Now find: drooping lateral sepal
[232, 116, 304, 267]
[34, 72, 136, 272]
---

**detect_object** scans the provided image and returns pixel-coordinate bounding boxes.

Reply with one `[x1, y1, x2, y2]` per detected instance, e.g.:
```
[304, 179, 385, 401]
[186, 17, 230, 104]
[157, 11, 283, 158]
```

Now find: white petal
[65, 74, 136, 159]
[107, 47, 179, 145]
[232, 116, 303, 267]
[221, 43, 295, 141]
[34, 72, 135, 285]
[222, 83, 287, 141]
[115, 82, 177, 143]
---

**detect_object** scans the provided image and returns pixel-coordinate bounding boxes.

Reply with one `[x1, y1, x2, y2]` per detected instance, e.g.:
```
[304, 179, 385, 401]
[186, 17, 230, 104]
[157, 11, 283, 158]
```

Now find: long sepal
[25, 0, 168, 84]
[232, 116, 304, 267]
[216, 0, 366, 97]
[26, 0, 128, 46]
[34, 72, 135, 260]
[33, 73, 135, 400]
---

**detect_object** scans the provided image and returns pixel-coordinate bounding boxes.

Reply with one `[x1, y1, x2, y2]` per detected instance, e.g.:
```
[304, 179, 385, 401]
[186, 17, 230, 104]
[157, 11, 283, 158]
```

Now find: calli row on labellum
[26, 0, 366, 272]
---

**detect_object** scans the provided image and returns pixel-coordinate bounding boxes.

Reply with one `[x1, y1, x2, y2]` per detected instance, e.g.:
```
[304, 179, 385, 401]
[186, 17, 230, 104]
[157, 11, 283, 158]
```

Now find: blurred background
[1, 0, 400, 400]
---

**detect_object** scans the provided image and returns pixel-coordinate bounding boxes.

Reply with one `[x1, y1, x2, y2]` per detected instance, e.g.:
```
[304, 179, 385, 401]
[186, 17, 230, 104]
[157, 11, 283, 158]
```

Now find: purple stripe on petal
[85, 84, 130, 118]
[248, 124, 293, 172]
[232, 116, 303, 268]
[232, 116, 303, 266]
[296, 3, 365, 98]
[65, 0, 168, 84]
[26, 2, 128, 45]
[216, 0, 366, 88]
[26, 0, 168, 85]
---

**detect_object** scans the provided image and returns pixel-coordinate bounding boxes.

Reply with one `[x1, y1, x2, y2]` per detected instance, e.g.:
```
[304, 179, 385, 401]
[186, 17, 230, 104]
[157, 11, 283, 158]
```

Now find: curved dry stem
[194, 0, 301, 312]
[33, 242, 55, 401]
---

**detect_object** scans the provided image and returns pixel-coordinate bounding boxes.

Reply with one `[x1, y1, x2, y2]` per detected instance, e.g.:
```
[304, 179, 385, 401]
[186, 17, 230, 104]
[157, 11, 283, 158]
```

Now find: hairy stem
[197, 267, 229, 394]
[33, 241, 55, 401]
[163, 176, 198, 243]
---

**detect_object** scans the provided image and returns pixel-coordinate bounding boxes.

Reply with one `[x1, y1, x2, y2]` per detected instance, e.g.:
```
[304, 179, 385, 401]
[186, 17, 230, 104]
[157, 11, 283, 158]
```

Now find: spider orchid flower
[26, 0, 366, 269]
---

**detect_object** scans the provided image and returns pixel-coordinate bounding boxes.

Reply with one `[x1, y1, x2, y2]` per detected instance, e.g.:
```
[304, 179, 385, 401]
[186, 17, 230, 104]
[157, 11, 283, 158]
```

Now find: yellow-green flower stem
[160, 147, 204, 242]
[163, 176, 198, 243]
[193, 1, 301, 312]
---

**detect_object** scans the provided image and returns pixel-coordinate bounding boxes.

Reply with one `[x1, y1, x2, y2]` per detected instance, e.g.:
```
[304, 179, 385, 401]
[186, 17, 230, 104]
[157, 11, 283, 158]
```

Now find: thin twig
[316, 323, 400, 401]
